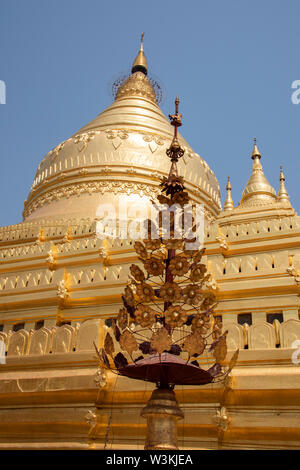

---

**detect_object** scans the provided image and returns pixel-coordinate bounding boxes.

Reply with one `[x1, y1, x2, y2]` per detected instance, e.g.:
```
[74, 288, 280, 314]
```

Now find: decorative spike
[166, 97, 184, 163]
[251, 137, 261, 159]
[160, 97, 186, 197]
[131, 32, 148, 75]
[278, 166, 291, 204]
[223, 176, 234, 211]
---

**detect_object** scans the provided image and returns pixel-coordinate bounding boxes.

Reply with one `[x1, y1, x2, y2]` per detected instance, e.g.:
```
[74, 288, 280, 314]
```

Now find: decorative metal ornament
[94, 98, 235, 388]
[124, 286, 135, 306]
[182, 284, 202, 305]
[183, 331, 205, 357]
[93, 97, 237, 450]
[150, 327, 172, 355]
[130, 264, 145, 282]
[159, 282, 181, 303]
[190, 264, 207, 282]
[134, 241, 148, 259]
[144, 238, 161, 251]
[228, 348, 239, 372]
[104, 332, 114, 357]
[119, 330, 138, 356]
[213, 332, 228, 363]
[117, 308, 128, 330]
[169, 256, 189, 277]
[134, 305, 157, 327]
[164, 305, 187, 328]
[136, 282, 155, 302]
[144, 257, 165, 276]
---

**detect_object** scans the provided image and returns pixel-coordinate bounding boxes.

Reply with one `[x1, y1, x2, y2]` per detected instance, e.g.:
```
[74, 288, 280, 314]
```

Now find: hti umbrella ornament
[94, 98, 239, 450]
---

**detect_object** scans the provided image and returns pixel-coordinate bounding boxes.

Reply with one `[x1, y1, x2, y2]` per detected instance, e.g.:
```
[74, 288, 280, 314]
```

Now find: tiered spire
[251, 136, 261, 158]
[240, 138, 277, 207]
[160, 96, 185, 196]
[115, 33, 156, 103]
[278, 166, 291, 205]
[223, 176, 234, 211]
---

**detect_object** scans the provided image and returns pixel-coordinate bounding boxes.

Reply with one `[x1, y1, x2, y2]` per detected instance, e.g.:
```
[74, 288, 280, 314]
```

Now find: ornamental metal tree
[95, 98, 238, 450]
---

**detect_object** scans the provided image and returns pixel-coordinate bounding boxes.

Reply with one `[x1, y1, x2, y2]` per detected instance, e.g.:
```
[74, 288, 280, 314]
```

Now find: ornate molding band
[24, 180, 161, 218]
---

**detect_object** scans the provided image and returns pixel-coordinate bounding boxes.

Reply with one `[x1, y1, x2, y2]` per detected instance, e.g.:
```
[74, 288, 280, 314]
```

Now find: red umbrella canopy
[118, 352, 213, 387]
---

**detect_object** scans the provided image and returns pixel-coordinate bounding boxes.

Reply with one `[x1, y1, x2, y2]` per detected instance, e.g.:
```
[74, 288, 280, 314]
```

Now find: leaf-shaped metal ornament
[122, 295, 136, 319]
[117, 308, 128, 330]
[228, 349, 239, 372]
[104, 332, 115, 357]
[193, 248, 206, 264]
[183, 331, 205, 357]
[209, 338, 219, 352]
[119, 330, 138, 356]
[93, 341, 109, 368]
[150, 327, 172, 355]
[114, 352, 128, 369]
[114, 323, 121, 342]
[213, 331, 228, 363]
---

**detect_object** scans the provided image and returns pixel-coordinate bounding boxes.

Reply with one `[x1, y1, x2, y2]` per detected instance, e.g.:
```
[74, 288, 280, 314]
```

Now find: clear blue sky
[1, 0, 300, 226]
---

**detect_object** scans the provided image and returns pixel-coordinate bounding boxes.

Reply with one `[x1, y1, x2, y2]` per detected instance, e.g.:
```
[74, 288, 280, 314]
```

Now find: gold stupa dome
[24, 37, 221, 222]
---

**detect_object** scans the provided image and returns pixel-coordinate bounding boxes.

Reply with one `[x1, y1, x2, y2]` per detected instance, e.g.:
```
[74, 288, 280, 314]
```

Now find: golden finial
[226, 176, 232, 191]
[163, 97, 185, 188]
[252, 137, 261, 159]
[132, 32, 148, 75]
[166, 96, 184, 163]
[224, 176, 234, 211]
[240, 138, 277, 207]
[278, 165, 290, 204]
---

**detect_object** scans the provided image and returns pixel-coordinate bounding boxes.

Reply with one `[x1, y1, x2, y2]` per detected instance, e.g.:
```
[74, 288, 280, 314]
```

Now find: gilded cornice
[24, 176, 219, 222]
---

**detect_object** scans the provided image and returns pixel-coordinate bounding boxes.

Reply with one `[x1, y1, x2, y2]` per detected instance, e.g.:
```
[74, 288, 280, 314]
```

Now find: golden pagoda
[0, 37, 299, 450]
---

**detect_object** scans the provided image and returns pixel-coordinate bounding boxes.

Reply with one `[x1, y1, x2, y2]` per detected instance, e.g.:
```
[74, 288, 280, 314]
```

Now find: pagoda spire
[131, 32, 148, 75]
[159, 97, 188, 204]
[251, 136, 261, 159]
[278, 166, 291, 205]
[163, 96, 185, 194]
[223, 176, 234, 211]
[240, 138, 277, 207]
[115, 33, 156, 102]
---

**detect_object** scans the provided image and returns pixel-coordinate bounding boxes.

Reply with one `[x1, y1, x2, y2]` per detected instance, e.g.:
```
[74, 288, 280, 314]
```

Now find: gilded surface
[0, 44, 300, 451]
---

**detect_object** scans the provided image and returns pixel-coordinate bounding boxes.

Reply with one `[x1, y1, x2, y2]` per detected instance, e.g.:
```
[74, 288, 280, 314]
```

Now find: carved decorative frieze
[73, 131, 98, 152]
[142, 134, 165, 153]
[23, 181, 161, 218]
[105, 129, 129, 150]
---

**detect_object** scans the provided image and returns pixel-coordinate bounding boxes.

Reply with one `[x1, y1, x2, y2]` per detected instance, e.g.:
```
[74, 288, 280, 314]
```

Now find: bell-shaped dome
[23, 41, 221, 223]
